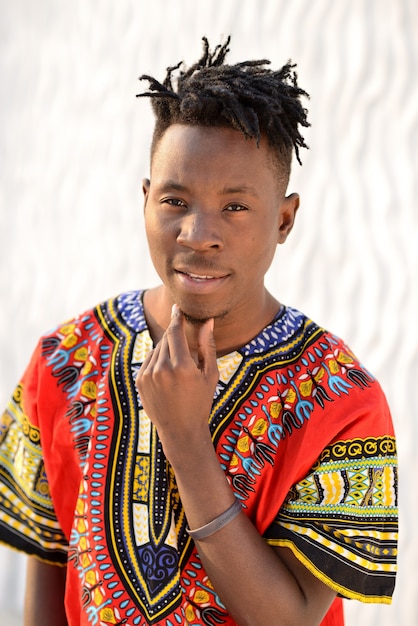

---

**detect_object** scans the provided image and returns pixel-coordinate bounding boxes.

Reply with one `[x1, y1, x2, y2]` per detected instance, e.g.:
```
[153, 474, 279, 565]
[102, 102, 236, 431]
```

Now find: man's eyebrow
[154, 180, 260, 197]
[155, 180, 188, 192]
[219, 185, 260, 197]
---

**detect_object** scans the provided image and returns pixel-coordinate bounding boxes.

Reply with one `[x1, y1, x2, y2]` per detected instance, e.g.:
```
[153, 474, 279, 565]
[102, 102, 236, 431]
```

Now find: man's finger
[165, 303, 190, 364]
[136, 340, 162, 385]
[197, 318, 218, 376]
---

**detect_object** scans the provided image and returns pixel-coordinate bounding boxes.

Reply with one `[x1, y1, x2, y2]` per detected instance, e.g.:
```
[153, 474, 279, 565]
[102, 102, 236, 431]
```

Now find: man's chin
[181, 308, 228, 326]
[183, 313, 210, 326]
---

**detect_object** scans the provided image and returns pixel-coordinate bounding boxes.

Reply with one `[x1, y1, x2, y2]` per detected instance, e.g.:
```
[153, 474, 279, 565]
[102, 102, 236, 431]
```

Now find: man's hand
[135, 304, 219, 463]
[24, 557, 68, 626]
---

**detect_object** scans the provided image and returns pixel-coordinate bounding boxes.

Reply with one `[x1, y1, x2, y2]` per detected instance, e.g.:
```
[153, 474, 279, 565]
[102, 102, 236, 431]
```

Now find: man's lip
[175, 268, 229, 280]
[174, 269, 230, 294]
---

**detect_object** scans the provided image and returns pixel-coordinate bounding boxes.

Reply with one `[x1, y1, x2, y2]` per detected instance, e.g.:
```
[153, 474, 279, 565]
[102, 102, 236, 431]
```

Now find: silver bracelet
[186, 498, 242, 541]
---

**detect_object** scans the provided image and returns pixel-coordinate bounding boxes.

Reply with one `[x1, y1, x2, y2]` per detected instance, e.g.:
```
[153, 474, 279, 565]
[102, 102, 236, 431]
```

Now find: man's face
[143, 124, 298, 326]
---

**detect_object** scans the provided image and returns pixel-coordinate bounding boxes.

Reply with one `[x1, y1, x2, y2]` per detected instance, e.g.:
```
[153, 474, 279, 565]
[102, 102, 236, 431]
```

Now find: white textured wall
[1, 1, 417, 624]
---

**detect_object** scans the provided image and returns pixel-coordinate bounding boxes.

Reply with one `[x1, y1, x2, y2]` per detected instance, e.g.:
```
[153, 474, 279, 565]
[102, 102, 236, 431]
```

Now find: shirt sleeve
[263, 434, 398, 604]
[0, 342, 69, 564]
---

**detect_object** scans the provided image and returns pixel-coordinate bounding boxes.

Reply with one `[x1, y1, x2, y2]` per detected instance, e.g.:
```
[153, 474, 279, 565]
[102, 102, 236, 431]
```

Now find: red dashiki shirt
[0, 290, 398, 625]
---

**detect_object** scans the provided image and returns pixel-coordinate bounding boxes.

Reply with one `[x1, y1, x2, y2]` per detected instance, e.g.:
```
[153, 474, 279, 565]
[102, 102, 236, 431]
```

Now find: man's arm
[136, 306, 336, 626]
[169, 447, 336, 626]
[24, 557, 68, 626]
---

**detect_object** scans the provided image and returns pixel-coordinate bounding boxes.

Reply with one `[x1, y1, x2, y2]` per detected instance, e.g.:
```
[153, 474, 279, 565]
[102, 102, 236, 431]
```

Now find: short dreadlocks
[137, 37, 310, 177]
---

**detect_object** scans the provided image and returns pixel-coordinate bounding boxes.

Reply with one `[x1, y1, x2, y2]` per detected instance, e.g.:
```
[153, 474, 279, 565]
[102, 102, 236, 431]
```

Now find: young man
[0, 38, 397, 625]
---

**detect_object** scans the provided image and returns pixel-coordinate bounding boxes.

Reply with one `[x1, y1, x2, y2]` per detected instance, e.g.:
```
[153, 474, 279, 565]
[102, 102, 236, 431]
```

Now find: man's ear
[278, 193, 300, 243]
[142, 178, 150, 211]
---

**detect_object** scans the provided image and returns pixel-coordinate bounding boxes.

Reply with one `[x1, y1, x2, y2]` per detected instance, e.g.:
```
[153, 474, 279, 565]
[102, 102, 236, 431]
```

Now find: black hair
[137, 36, 310, 173]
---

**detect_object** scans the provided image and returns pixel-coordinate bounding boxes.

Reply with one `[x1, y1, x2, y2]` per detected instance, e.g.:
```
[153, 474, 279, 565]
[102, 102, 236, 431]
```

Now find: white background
[1, 1, 417, 624]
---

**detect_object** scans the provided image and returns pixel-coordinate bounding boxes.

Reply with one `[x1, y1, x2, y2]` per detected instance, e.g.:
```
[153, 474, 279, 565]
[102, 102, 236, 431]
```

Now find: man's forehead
[151, 123, 271, 167]
[150, 123, 289, 193]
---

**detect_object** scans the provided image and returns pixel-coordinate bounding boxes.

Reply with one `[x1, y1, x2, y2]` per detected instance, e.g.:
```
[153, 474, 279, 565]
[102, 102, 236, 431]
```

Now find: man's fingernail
[208, 318, 214, 332]
[171, 303, 179, 318]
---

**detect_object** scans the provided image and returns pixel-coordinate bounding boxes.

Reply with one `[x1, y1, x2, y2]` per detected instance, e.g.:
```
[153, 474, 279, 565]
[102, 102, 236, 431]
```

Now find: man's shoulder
[249, 304, 368, 372]
[31, 290, 146, 393]
[40, 290, 146, 341]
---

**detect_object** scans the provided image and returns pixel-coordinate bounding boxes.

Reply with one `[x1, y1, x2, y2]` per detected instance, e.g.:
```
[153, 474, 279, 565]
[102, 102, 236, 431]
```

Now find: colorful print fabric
[0, 291, 397, 625]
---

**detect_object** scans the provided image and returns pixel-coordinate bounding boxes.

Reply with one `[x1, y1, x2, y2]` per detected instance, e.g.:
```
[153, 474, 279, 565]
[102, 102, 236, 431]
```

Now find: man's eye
[225, 204, 248, 212]
[162, 198, 185, 207]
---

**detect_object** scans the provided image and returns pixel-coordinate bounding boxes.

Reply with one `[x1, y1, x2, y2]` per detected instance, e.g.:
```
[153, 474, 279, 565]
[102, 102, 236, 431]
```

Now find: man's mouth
[174, 269, 230, 295]
[184, 272, 217, 281]
[176, 270, 228, 281]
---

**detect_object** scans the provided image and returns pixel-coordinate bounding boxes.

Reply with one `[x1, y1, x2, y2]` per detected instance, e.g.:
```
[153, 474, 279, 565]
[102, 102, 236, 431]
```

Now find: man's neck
[142, 285, 281, 357]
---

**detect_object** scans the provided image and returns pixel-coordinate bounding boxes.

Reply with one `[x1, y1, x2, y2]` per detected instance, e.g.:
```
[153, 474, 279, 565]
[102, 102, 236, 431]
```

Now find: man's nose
[176, 211, 223, 251]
